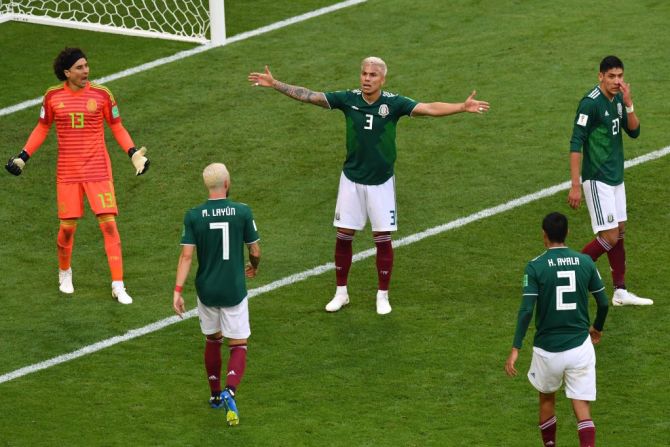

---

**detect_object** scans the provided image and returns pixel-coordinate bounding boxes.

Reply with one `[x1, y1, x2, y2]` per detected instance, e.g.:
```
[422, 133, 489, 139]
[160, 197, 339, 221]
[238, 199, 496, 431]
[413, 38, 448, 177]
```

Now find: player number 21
[555, 270, 577, 311]
[210, 222, 230, 260]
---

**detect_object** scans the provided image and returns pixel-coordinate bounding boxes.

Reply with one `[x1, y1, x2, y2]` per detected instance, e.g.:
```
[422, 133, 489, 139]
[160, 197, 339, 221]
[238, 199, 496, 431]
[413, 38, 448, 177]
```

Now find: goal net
[0, 0, 226, 44]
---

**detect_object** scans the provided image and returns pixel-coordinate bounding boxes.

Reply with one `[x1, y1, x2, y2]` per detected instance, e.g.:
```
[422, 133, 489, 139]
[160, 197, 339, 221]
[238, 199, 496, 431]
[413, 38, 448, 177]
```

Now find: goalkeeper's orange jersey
[36, 82, 126, 183]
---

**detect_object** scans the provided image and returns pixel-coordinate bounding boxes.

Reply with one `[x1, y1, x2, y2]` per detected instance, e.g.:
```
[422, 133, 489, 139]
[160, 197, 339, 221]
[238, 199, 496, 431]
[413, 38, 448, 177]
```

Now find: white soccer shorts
[197, 297, 251, 340]
[527, 336, 597, 401]
[582, 180, 627, 233]
[333, 172, 397, 232]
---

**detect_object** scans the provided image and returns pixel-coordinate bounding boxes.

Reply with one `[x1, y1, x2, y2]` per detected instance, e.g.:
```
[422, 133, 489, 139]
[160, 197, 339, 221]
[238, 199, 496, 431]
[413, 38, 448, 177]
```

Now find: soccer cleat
[209, 394, 224, 409]
[112, 286, 133, 305]
[325, 293, 349, 312]
[221, 388, 239, 426]
[612, 288, 653, 306]
[376, 291, 392, 315]
[58, 268, 74, 294]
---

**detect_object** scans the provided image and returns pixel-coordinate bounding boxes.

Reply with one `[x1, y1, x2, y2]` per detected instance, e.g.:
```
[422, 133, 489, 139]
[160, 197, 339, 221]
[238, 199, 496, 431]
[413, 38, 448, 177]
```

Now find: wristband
[625, 104, 634, 114]
[127, 147, 137, 158]
[174, 285, 183, 293]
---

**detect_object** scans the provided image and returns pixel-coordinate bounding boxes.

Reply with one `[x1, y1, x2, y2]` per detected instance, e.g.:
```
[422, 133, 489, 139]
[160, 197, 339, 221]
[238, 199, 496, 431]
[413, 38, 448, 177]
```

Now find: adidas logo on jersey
[605, 110, 609, 116]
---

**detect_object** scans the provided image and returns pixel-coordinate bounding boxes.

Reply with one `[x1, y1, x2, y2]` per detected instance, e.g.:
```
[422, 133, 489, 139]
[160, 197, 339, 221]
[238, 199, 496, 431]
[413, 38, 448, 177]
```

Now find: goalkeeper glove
[128, 146, 150, 175]
[5, 150, 30, 176]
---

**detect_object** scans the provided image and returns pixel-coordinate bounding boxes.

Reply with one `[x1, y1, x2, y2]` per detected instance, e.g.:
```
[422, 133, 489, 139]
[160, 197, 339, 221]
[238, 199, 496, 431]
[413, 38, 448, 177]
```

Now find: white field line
[0, 0, 367, 118]
[1, 145, 668, 385]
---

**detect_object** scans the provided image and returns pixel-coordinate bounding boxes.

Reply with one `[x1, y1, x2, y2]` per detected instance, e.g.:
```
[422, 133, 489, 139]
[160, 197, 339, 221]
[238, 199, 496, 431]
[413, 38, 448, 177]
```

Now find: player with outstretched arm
[249, 56, 489, 315]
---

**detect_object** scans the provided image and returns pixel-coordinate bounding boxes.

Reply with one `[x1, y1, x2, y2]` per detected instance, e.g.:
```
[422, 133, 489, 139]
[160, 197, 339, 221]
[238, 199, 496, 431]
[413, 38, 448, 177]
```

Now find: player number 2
[210, 222, 230, 260]
[555, 270, 577, 311]
[364, 114, 374, 130]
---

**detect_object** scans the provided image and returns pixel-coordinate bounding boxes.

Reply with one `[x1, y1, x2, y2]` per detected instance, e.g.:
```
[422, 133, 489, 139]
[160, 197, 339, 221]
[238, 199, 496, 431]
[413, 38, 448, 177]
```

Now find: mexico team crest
[617, 103, 622, 118]
[87, 99, 97, 112]
[378, 104, 389, 118]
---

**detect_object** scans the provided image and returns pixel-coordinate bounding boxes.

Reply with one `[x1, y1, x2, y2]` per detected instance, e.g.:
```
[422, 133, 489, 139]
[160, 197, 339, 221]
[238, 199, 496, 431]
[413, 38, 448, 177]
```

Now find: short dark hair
[542, 212, 568, 243]
[600, 55, 624, 73]
[53, 47, 87, 81]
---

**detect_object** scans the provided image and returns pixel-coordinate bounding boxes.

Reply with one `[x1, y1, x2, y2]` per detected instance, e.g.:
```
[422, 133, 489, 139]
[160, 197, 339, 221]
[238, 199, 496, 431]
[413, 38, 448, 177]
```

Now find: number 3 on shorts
[389, 210, 396, 226]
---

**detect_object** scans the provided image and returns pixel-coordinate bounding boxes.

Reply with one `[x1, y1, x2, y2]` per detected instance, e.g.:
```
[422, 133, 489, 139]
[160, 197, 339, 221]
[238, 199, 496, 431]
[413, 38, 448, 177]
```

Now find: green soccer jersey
[569, 86, 640, 186]
[512, 247, 608, 352]
[324, 89, 418, 185]
[180, 198, 260, 307]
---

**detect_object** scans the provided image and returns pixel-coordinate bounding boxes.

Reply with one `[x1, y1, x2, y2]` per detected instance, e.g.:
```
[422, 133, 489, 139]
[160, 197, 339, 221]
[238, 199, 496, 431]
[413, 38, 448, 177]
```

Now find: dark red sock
[335, 231, 353, 287]
[204, 337, 223, 395]
[606, 235, 626, 289]
[582, 237, 610, 261]
[225, 344, 247, 392]
[374, 234, 393, 291]
[578, 419, 596, 447]
[539, 415, 557, 447]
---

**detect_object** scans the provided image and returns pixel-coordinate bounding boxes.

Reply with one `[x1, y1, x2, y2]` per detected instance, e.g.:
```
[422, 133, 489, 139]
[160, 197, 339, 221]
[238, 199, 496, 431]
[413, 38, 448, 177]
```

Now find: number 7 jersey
[180, 198, 260, 307]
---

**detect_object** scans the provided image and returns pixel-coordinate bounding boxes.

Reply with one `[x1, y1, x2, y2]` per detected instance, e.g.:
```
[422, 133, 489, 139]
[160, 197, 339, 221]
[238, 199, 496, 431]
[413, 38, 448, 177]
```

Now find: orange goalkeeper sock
[98, 215, 124, 281]
[57, 220, 78, 270]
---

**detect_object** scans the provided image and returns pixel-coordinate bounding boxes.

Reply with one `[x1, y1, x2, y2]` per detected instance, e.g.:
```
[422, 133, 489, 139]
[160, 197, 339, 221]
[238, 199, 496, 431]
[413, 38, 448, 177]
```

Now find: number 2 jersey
[569, 85, 640, 186]
[24, 81, 134, 184]
[512, 247, 608, 352]
[324, 89, 418, 185]
[180, 198, 260, 307]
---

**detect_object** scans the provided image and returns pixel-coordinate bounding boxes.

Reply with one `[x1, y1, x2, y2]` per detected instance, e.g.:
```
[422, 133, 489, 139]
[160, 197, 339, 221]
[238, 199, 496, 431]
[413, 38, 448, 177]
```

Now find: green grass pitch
[0, 0, 669, 445]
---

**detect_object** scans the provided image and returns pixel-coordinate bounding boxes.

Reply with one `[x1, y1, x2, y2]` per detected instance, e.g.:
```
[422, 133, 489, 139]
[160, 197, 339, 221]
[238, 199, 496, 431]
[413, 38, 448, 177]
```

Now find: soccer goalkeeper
[5, 47, 149, 304]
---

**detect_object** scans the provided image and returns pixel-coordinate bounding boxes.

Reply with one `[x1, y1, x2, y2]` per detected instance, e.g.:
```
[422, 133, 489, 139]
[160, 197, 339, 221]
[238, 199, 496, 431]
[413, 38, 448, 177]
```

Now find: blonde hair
[202, 163, 230, 190]
[361, 56, 387, 76]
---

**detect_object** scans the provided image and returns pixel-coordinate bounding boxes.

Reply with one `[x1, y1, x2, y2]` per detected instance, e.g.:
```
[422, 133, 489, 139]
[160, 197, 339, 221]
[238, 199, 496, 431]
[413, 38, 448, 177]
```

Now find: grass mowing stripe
[0, 0, 367, 118]
[2, 144, 667, 386]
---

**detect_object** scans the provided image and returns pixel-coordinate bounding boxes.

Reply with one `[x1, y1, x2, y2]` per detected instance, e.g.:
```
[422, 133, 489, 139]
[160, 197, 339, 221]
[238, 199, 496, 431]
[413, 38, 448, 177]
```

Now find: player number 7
[209, 222, 230, 260]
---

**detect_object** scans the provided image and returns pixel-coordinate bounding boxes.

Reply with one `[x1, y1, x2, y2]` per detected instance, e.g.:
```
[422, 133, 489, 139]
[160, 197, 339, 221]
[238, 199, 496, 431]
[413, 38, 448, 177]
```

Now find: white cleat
[376, 291, 392, 315]
[58, 268, 74, 294]
[325, 293, 349, 312]
[612, 288, 653, 306]
[112, 286, 133, 305]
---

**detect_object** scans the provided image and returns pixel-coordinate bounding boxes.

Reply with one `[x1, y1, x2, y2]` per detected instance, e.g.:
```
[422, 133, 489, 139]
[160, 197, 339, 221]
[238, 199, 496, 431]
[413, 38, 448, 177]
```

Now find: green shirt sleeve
[570, 98, 597, 152]
[512, 264, 538, 349]
[324, 90, 347, 110]
[396, 95, 419, 117]
[589, 263, 609, 331]
[180, 211, 195, 245]
[243, 207, 260, 244]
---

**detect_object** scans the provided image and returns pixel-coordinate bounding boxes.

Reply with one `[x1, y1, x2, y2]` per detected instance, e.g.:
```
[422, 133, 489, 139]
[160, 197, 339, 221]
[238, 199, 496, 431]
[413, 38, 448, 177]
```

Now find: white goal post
[0, 0, 226, 45]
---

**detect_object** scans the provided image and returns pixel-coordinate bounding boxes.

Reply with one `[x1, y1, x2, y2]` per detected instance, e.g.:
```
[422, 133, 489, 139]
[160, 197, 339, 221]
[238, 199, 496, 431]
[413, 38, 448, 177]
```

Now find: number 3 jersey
[180, 198, 260, 307]
[36, 82, 123, 183]
[325, 90, 418, 186]
[569, 85, 640, 186]
[513, 247, 607, 352]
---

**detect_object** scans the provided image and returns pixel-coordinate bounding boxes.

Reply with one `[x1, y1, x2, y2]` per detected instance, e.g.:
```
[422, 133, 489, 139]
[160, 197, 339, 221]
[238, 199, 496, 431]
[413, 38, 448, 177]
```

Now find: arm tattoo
[249, 254, 260, 269]
[273, 80, 329, 108]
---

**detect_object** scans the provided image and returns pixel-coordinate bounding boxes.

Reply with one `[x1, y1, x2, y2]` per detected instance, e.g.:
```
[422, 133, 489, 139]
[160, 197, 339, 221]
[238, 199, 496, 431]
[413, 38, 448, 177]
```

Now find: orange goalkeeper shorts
[57, 180, 118, 219]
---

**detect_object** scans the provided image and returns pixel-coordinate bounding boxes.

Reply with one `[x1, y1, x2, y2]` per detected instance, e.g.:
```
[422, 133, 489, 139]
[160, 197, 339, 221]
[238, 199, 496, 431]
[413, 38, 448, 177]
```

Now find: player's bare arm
[568, 152, 582, 209]
[245, 242, 261, 278]
[248, 65, 329, 108]
[173, 245, 195, 317]
[412, 90, 489, 116]
[618, 81, 640, 130]
[504, 347, 519, 377]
